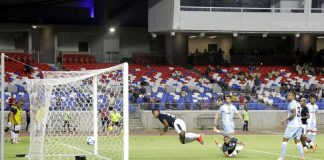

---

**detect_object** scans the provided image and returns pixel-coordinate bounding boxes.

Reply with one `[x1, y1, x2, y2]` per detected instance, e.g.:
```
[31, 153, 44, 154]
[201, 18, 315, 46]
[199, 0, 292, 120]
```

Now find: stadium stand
[2, 61, 323, 111]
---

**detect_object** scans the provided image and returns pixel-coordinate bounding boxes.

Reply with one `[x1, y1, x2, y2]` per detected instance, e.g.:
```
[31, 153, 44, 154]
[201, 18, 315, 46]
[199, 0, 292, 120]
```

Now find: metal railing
[130, 102, 324, 111]
[180, 6, 305, 13]
[311, 8, 324, 13]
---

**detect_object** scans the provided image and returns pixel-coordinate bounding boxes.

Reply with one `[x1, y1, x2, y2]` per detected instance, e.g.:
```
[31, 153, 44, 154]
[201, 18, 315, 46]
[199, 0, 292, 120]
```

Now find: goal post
[26, 63, 129, 160]
[0, 53, 5, 160]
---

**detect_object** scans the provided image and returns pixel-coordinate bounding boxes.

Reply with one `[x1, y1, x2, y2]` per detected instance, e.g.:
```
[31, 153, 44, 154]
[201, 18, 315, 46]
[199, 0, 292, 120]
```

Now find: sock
[16, 133, 19, 141]
[307, 132, 312, 141]
[296, 143, 304, 158]
[280, 142, 288, 159]
[312, 132, 316, 144]
[10, 130, 15, 141]
[184, 133, 199, 144]
[13, 132, 16, 142]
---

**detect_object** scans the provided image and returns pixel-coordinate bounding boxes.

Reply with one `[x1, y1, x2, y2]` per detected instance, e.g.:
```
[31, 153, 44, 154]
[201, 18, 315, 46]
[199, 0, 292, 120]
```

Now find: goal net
[25, 63, 129, 160]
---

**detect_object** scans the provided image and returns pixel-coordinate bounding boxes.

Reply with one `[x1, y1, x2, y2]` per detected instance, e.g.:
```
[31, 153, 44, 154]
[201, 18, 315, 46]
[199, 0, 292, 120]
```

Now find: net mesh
[26, 64, 127, 160]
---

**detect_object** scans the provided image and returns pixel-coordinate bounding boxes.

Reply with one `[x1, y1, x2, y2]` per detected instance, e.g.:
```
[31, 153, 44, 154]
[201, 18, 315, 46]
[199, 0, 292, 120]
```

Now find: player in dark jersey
[300, 98, 315, 152]
[213, 128, 245, 157]
[152, 108, 204, 145]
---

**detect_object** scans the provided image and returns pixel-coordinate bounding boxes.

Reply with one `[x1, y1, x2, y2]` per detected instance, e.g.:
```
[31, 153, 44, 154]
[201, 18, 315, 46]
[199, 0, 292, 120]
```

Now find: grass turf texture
[3, 135, 324, 160]
[130, 134, 324, 160]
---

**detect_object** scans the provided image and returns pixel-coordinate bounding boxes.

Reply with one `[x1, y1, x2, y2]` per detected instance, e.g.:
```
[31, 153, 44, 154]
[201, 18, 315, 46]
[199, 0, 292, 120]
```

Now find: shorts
[284, 127, 303, 140]
[174, 119, 186, 134]
[112, 122, 121, 127]
[307, 123, 317, 132]
[222, 121, 235, 134]
[302, 124, 307, 134]
[12, 124, 21, 131]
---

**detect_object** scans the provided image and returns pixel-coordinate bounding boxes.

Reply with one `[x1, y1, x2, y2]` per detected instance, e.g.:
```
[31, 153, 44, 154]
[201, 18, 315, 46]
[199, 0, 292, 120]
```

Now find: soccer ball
[87, 136, 95, 145]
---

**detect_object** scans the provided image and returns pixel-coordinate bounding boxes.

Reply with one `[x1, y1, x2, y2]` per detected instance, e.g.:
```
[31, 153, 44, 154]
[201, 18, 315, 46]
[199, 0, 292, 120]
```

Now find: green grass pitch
[3, 134, 324, 160]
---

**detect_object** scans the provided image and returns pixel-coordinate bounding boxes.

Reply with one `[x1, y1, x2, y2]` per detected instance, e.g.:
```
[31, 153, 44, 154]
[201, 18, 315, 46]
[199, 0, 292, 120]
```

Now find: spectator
[205, 65, 213, 77]
[139, 86, 147, 94]
[100, 105, 110, 132]
[25, 106, 30, 132]
[8, 94, 16, 107]
[63, 107, 71, 132]
[239, 94, 245, 110]
[242, 107, 249, 132]
[108, 92, 116, 108]
[24, 63, 31, 73]
[215, 97, 224, 109]
[180, 90, 187, 98]
[254, 76, 261, 87]
[140, 80, 149, 86]
[230, 93, 237, 102]
[54, 96, 62, 111]
[244, 83, 251, 93]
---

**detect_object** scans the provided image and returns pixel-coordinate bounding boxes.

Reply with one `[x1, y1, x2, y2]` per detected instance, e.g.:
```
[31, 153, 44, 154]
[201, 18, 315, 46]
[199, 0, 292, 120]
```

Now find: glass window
[180, 0, 212, 7]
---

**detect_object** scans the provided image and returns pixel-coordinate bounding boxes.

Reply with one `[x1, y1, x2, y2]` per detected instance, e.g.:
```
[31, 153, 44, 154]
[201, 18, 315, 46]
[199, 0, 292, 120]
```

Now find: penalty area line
[246, 148, 320, 160]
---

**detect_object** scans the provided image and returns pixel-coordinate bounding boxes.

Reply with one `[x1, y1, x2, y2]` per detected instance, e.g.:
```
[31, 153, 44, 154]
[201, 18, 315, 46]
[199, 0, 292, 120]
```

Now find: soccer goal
[25, 63, 129, 160]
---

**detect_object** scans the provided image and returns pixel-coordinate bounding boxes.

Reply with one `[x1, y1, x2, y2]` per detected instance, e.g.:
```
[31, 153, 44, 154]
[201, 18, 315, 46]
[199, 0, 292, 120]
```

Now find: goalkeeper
[109, 109, 121, 133]
[213, 128, 245, 158]
[111, 109, 121, 127]
[63, 107, 72, 132]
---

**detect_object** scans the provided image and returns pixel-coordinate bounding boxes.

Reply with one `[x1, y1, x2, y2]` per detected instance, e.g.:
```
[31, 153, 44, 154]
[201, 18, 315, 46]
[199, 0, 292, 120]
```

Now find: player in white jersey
[214, 95, 245, 137]
[306, 94, 318, 150]
[279, 92, 304, 160]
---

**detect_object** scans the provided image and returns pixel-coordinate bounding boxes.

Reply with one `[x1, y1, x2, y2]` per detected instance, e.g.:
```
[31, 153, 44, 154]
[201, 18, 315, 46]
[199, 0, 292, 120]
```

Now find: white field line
[47, 139, 112, 160]
[246, 148, 321, 160]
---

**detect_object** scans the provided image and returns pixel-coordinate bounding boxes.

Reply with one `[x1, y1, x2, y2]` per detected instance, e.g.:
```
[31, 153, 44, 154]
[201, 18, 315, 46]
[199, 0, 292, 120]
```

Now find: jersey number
[296, 107, 301, 117]
[166, 113, 176, 119]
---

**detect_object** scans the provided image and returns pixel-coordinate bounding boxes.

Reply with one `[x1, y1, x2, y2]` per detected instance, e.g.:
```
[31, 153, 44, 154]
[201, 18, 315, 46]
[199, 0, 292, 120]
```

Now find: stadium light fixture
[170, 32, 176, 36]
[295, 33, 300, 38]
[209, 36, 217, 39]
[109, 27, 115, 33]
[32, 25, 37, 29]
[151, 33, 157, 38]
[233, 32, 238, 37]
[317, 36, 324, 39]
[189, 36, 197, 38]
[281, 36, 286, 40]
[262, 33, 268, 38]
[200, 32, 205, 38]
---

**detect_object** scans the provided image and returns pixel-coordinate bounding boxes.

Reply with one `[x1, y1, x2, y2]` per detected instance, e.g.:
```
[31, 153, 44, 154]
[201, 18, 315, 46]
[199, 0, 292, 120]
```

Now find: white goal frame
[25, 63, 129, 160]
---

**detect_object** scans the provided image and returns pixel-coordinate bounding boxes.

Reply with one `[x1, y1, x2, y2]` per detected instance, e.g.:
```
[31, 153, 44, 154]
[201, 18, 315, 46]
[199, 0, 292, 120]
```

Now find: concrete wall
[189, 38, 219, 53]
[172, 34, 188, 66]
[57, 32, 92, 52]
[148, 0, 174, 32]
[316, 38, 324, 51]
[149, 1, 324, 32]
[140, 110, 324, 131]
[0, 32, 15, 50]
[40, 27, 55, 63]
[119, 27, 150, 61]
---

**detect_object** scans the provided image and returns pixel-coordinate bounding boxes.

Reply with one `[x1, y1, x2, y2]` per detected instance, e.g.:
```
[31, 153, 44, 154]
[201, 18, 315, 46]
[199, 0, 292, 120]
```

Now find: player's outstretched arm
[214, 128, 230, 137]
[223, 151, 230, 157]
[160, 119, 169, 136]
[214, 112, 220, 128]
[237, 140, 245, 146]
[235, 112, 245, 125]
